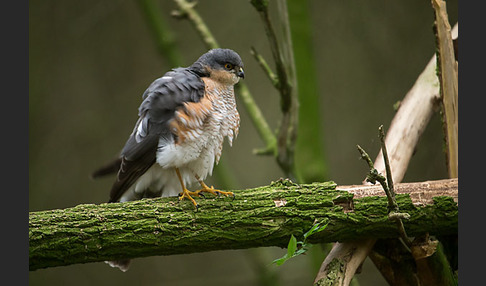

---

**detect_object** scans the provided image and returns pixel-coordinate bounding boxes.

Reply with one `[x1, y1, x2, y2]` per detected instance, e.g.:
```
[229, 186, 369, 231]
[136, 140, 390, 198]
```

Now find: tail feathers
[91, 158, 122, 179]
[105, 259, 131, 272]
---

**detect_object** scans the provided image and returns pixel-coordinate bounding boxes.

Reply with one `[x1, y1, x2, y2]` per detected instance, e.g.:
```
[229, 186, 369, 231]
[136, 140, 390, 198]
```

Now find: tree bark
[29, 179, 457, 271]
[432, 0, 458, 178]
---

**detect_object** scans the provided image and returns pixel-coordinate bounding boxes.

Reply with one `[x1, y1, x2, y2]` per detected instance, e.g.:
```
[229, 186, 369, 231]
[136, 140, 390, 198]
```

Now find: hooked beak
[237, 67, 245, 79]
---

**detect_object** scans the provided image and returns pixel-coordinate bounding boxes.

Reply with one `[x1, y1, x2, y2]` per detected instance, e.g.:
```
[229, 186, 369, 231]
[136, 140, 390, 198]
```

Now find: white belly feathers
[156, 83, 239, 181]
[119, 81, 239, 202]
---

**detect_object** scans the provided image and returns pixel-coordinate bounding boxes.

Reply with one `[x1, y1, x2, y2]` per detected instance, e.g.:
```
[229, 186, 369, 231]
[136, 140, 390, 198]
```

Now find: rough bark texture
[29, 179, 457, 271]
[432, 0, 458, 178]
[314, 239, 376, 286]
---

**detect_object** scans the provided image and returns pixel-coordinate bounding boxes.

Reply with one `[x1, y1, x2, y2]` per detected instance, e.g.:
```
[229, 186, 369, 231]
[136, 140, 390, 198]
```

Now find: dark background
[29, 1, 458, 285]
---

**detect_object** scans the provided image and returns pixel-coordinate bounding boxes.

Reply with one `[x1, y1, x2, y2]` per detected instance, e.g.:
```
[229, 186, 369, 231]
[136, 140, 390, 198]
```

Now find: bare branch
[250, 46, 279, 88]
[314, 24, 458, 284]
[432, 0, 458, 178]
[250, 0, 299, 179]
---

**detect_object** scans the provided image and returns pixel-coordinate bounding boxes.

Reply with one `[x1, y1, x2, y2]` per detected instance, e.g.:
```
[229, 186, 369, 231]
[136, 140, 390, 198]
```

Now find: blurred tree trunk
[30, 179, 457, 271]
[288, 0, 328, 183]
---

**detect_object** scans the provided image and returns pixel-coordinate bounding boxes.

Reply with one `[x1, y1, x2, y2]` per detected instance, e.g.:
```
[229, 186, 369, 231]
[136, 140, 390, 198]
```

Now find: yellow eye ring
[224, 63, 233, 70]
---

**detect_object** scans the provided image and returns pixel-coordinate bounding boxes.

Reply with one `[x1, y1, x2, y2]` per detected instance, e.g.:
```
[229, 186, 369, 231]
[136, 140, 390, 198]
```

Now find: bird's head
[190, 48, 245, 85]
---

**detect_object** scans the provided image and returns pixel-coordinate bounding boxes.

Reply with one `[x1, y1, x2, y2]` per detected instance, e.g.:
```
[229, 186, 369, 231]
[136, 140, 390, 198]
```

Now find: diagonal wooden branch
[373, 22, 457, 182]
[314, 23, 458, 286]
[29, 179, 457, 271]
[372, 58, 440, 184]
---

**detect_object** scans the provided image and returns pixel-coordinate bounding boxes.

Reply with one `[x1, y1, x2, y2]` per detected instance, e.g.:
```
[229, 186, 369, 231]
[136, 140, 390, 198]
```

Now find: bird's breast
[156, 79, 239, 179]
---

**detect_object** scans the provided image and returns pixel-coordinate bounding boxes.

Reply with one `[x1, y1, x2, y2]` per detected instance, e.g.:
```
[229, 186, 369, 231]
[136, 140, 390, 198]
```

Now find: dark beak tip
[238, 71, 245, 79]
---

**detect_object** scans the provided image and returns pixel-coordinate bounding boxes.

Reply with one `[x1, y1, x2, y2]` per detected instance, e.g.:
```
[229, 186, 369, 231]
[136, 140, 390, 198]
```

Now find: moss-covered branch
[29, 179, 457, 271]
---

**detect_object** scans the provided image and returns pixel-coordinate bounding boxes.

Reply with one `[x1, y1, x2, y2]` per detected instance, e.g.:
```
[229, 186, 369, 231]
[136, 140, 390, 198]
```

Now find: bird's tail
[91, 158, 122, 179]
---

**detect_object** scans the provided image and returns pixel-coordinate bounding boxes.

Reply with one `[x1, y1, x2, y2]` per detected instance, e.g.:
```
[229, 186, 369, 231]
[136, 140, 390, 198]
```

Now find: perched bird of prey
[92, 48, 244, 271]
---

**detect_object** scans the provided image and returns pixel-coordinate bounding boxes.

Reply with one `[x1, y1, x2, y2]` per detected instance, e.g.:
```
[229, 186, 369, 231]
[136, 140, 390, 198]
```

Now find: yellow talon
[175, 168, 234, 209]
[175, 168, 200, 209]
[178, 188, 200, 208]
[194, 181, 235, 198]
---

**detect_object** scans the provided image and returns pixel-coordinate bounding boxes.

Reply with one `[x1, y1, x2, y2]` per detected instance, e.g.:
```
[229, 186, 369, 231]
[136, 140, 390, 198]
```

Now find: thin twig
[250, 0, 291, 110]
[357, 145, 377, 173]
[172, 0, 219, 49]
[236, 84, 277, 154]
[377, 126, 411, 246]
[356, 144, 387, 188]
[250, 46, 279, 88]
[378, 125, 398, 211]
[250, 0, 299, 180]
[377, 125, 412, 246]
[357, 136, 411, 247]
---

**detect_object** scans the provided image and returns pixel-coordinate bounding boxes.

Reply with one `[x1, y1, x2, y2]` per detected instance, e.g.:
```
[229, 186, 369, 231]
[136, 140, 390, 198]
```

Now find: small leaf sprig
[272, 221, 329, 266]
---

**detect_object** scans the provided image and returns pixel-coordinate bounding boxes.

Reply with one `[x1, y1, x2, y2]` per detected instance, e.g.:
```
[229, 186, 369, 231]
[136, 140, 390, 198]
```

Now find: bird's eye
[224, 63, 234, 70]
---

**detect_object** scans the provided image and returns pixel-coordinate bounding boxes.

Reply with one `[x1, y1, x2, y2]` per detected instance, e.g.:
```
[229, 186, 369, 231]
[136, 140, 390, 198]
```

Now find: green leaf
[303, 223, 320, 240]
[294, 248, 307, 256]
[272, 224, 328, 266]
[303, 222, 328, 242]
[272, 255, 289, 266]
[271, 235, 299, 266]
[314, 222, 329, 234]
[287, 234, 297, 258]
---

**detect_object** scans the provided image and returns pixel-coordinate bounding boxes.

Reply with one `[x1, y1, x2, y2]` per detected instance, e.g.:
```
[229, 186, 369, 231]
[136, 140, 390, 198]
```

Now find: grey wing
[106, 68, 206, 203]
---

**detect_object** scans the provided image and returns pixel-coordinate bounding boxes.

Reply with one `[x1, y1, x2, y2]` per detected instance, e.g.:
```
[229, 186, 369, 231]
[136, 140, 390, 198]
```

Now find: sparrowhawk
[92, 48, 244, 271]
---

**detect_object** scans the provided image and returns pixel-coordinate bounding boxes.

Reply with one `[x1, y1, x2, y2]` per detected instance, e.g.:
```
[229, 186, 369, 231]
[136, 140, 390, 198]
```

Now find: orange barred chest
[169, 77, 240, 165]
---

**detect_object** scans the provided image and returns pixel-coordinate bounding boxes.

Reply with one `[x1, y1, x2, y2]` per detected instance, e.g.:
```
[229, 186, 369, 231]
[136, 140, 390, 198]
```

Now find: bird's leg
[193, 174, 235, 198]
[175, 168, 199, 208]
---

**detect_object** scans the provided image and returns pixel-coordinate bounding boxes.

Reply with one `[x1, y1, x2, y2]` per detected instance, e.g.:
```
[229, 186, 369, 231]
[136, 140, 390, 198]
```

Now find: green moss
[29, 181, 457, 270]
[315, 258, 345, 286]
